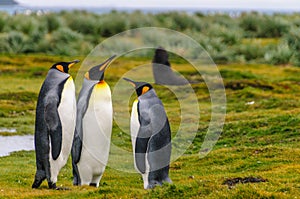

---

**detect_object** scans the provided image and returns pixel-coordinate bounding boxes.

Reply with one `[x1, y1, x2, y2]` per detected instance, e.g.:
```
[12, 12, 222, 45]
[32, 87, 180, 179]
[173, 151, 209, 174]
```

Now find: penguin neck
[48, 68, 70, 79]
[81, 78, 99, 93]
[95, 80, 109, 90]
[98, 80, 105, 84]
[84, 77, 98, 84]
[138, 89, 156, 99]
[84, 77, 106, 85]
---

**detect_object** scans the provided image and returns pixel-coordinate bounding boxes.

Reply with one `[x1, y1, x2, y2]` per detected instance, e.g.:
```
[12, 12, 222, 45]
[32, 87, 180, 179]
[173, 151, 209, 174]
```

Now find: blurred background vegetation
[1, 9, 300, 198]
[0, 10, 299, 65]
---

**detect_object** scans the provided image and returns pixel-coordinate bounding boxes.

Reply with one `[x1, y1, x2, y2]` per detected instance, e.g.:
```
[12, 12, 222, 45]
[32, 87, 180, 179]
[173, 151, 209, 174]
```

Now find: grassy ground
[0, 54, 300, 198]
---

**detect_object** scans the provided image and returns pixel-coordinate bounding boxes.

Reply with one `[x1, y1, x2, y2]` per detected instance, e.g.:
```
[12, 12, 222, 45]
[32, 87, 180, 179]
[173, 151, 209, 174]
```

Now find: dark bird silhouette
[152, 47, 189, 85]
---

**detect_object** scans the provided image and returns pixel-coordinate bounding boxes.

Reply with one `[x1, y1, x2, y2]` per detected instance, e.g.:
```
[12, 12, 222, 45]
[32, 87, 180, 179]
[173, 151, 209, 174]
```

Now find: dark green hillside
[0, 11, 299, 65]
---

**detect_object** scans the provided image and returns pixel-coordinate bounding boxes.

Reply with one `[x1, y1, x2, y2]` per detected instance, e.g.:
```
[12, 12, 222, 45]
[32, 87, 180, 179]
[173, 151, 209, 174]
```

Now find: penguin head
[51, 60, 80, 73]
[85, 55, 116, 81]
[153, 46, 169, 64]
[123, 78, 153, 96]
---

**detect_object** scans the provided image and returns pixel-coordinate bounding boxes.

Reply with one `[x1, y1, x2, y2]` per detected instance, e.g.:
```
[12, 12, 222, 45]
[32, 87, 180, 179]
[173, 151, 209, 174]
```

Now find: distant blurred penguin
[72, 55, 115, 187]
[124, 78, 172, 189]
[32, 60, 79, 189]
[152, 47, 189, 85]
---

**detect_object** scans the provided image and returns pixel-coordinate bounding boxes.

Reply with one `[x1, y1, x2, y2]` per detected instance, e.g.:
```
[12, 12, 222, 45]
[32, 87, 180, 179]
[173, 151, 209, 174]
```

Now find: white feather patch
[77, 81, 113, 187]
[50, 77, 76, 183]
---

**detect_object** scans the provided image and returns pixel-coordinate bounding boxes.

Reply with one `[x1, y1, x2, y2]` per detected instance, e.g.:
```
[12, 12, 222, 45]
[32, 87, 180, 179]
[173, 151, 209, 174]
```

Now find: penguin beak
[68, 60, 80, 69]
[99, 55, 116, 71]
[123, 77, 137, 87]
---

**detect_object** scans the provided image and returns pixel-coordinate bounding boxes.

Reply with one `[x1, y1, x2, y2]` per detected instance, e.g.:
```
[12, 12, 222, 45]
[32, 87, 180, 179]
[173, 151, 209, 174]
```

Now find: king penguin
[32, 60, 79, 189]
[123, 78, 172, 189]
[72, 55, 115, 187]
[152, 47, 189, 85]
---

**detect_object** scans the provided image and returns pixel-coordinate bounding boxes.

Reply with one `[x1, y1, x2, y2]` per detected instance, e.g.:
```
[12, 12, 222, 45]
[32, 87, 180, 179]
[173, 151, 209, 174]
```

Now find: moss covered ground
[0, 54, 299, 198]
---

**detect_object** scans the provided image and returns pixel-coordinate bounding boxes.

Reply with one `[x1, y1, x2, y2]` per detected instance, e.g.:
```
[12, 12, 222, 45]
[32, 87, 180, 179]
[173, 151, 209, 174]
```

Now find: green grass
[0, 54, 83, 135]
[0, 54, 300, 198]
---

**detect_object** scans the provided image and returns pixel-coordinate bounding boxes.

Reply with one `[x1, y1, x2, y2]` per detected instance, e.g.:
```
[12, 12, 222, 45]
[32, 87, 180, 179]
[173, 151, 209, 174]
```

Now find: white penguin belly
[77, 83, 112, 185]
[130, 100, 140, 168]
[50, 77, 76, 183]
[131, 99, 149, 189]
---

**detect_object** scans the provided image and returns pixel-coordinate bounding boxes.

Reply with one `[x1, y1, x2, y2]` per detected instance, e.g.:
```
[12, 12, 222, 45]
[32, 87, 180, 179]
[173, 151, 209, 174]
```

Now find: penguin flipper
[72, 86, 91, 164]
[71, 124, 83, 185]
[72, 127, 82, 164]
[135, 135, 150, 174]
[71, 133, 82, 186]
[135, 101, 152, 174]
[148, 103, 171, 145]
[147, 104, 172, 172]
[44, 100, 62, 160]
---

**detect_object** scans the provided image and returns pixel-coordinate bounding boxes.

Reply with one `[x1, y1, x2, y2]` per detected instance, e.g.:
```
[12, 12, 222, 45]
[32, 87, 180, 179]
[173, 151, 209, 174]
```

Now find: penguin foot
[48, 182, 71, 190]
[32, 171, 46, 189]
[72, 171, 81, 186]
[147, 181, 162, 189]
[163, 177, 172, 184]
[54, 186, 71, 190]
[48, 182, 57, 189]
[32, 179, 43, 189]
[72, 177, 79, 186]
[89, 183, 97, 187]
[146, 178, 172, 189]
[73, 182, 79, 186]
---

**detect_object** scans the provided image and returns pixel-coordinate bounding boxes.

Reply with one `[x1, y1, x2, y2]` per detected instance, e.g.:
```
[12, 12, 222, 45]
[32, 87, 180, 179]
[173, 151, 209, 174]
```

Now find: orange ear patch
[142, 86, 149, 94]
[84, 72, 90, 80]
[56, 65, 64, 72]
